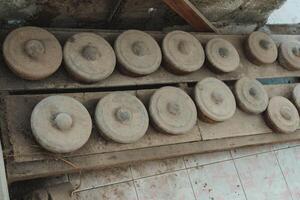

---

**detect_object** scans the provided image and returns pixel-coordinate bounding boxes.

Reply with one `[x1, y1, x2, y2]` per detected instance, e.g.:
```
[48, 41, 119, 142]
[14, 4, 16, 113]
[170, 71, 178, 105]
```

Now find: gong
[31, 95, 92, 153]
[114, 30, 162, 76]
[279, 41, 300, 70]
[64, 32, 116, 83]
[245, 31, 278, 65]
[266, 96, 299, 133]
[162, 30, 205, 74]
[194, 77, 236, 122]
[95, 92, 149, 143]
[206, 38, 240, 73]
[3, 26, 62, 80]
[234, 77, 269, 114]
[149, 86, 197, 134]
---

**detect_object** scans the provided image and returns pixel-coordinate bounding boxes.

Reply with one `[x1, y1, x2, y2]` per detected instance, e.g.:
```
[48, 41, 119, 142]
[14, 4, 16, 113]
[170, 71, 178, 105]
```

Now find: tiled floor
[72, 141, 300, 200]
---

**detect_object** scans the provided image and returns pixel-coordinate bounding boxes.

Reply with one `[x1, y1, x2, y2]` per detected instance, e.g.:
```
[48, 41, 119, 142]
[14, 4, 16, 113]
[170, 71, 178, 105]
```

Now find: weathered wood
[162, 0, 218, 33]
[3, 83, 300, 183]
[3, 90, 201, 163]
[0, 29, 299, 92]
[6, 131, 300, 183]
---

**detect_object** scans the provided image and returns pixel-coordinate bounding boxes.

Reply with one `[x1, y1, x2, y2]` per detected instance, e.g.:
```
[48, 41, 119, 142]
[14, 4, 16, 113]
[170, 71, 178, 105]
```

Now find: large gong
[95, 92, 149, 143]
[64, 32, 116, 83]
[3, 26, 62, 80]
[31, 96, 92, 153]
[206, 38, 240, 73]
[266, 96, 299, 133]
[149, 86, 197, 134]
[234, 77, 269, 114]
[114, 30, 162, 76]
[194, 77, 236, 122]
[245, 31, 278, 65]
[162, 30, 205, 74]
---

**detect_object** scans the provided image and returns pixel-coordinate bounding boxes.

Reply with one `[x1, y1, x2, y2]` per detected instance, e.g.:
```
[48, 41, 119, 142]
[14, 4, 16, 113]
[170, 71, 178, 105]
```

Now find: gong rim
[194, 77, 236, 122]
[162, 30, 205, 74]
[205, 38, 240, 73]
[30, 95, 92, 153]
[267, 96, 299, 133]
[149, 86, 197, 134]
[234, 77, 269, 114]
[95, 92, 149, 143]
[63, 32, 116, 83]
[114, 30, 162, 76]
[3, 26, 62, 80]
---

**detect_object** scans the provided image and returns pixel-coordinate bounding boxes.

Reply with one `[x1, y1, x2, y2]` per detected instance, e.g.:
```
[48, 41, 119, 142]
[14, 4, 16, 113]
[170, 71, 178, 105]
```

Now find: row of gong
[3, 27, 300, 83]
[30, 77, 300, 154]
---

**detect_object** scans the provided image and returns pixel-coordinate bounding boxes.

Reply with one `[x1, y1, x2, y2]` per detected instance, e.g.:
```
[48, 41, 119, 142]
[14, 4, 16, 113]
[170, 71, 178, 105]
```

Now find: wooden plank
[0, 29, 299, 92]
[162, 0, 218, 33]
[6, 131, 300, 183]
[3, 90, 201, 163]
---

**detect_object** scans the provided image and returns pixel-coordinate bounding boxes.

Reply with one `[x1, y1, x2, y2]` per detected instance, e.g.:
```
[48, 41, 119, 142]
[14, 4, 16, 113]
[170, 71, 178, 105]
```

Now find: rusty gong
[279, 41, 300, 70]
[162, 30, 205, 74]
[64, 32, 116, 83]
[95, 92, 149, 143]
[245, 31, 278, 65]
[149, 86, 197, 135]
[31, 96, 92, 153]
[234, 77, 269, 114]
[266, 96, 299, 133]
[194, 77, 236, 122]
[114, 30, 162, 76]
[205, 38, 240, 73]
[3, 26, 62, 80]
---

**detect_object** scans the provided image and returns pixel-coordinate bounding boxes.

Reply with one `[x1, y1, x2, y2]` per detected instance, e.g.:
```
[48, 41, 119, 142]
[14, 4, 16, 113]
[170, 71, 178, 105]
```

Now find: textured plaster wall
[0, 0, 287, 29]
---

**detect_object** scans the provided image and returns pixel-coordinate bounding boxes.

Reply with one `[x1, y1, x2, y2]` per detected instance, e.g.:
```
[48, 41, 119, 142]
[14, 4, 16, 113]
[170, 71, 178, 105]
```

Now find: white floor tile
[231, 144, 273, 159]
[134, 170, 196, 200]
[69, 166, 132, 191]
[235, 152, 293, 200]
[188, 160, 246, 200]
[131, 157, 185, 179]
[276, 146, 300, 200]
[184, 151, 231, 168]
[75, 181, 138, 200]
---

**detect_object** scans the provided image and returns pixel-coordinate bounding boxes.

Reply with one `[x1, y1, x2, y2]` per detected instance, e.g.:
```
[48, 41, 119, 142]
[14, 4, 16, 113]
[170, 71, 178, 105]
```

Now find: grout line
[183, 157, 198, 200]
[230, 151, 249, 200]
[130, 166, 141, 200]
[273, 150, 295, 200]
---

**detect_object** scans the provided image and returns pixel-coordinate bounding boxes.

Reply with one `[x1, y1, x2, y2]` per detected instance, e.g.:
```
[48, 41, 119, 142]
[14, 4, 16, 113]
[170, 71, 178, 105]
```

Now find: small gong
[194, 77, 236, 122]
[234, 77, 269, 114]
[149, 86, 197, 135]
[205, 38, 240, 73]
[95, 92, 149, 143]
[245, 31, 278, 65]
[162, 30, 205, 74]
[64, 32, 116, 83]
[3, 26, 62, 80]
[279, 41, 300, 70]
[114, 30, 162, 76]
[292, 84, 300, 111]
[266, 96, 299, 133]
[31, 96, 92, 153]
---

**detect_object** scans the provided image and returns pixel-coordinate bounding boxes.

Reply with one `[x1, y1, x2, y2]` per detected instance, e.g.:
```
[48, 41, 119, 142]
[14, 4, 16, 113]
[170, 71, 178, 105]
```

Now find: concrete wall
[0, 0, 286, 30]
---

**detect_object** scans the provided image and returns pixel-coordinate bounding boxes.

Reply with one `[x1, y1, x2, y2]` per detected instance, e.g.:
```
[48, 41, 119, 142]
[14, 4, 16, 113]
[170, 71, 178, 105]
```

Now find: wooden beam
[162, 0, 218, 33]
